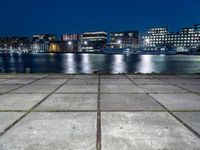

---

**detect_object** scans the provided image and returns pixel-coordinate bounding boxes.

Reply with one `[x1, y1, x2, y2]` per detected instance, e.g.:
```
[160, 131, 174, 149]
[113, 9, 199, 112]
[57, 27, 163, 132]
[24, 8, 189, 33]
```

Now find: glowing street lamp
[84, 41, 88, 45]
[68, 41, 72, 45]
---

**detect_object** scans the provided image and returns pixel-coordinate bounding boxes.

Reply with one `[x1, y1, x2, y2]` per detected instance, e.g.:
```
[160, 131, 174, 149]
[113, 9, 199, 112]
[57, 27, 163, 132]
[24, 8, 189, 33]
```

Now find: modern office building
[142, 24, 200, 53]
[110, 31, 139, 49]
[31, 34, 56, 52]
[82, 31, 107, 52]
[61, 34, 81, 52]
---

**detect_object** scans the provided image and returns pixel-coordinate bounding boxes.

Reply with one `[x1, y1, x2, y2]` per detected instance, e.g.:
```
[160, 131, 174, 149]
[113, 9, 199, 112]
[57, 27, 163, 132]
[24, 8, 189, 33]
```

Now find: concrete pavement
[0, 74, 200, 150]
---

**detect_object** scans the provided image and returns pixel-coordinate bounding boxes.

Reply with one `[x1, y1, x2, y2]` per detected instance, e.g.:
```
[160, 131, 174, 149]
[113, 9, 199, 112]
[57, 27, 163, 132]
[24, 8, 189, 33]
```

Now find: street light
[117, 40, 122, 44]
[84, 41, 88, 45]
[68, 41, 72, 45]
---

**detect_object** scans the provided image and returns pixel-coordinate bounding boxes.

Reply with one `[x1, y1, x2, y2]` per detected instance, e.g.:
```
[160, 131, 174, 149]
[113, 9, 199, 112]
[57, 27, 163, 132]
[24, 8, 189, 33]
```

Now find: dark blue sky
[0, 0, 200, 37]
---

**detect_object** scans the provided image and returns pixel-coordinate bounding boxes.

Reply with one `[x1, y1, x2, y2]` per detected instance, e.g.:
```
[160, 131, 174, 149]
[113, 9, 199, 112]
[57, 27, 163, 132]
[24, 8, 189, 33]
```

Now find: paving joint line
[147, 93, 200, 139]
[0, 78, 71, 137]
[96, 74, 101, 150]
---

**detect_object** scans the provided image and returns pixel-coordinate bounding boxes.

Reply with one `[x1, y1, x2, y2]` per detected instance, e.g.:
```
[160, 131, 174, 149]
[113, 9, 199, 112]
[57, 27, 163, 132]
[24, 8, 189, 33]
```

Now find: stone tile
[101, 75, 126, 79]
[0, 79, 7, 82]
[152, 75, 180, 79]
[101, 94, 163, 111]
[56, 85, 98, 93]
[161, 79, 199, 85]
[150, 93, 200, 111]
[0, 79, 36, 85]
[139, 84, 187, 93]
[46, 74, 74, 79]
[101, 79, 132, 85]
[74, 75, 98, 79]
[0, 112, 25, 133]
[0, 74, 22, 79]
[11, 85, 59, 94]
[127, 75, 154, 79]
[101, 85, 144, 93]
[173, 112, 200, 134]
[33, 79, 68, 85]
[67, 79, 98, 85]
[17, 74, 48, 79]
[0, 112, 96, 150]
[101, 112, 200, 150]
[0, 94, 47, 110]
[0, 85, 23, 93]
[132, 79, 167, 85]
[177, 84, 200, 93]
[176, 75, 200, 79]
[36, 94, 97, 111]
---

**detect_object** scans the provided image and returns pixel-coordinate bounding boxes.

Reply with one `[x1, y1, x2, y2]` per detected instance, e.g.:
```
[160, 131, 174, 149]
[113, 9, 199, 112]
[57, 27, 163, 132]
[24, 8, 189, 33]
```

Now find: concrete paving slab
[101, 75, 126, 79]
[173, 112, 200, 134]
[101, 79, 132, 85]
[0, 94, 47, 110]
[126, 75, 154, 79]
[139, 84, 187, 93]
[67, 79, 98, 85]
[0, 79, 36, 85]
[101, 85, 144, 93]
[0, 74, 22, 79]
[131, 79, 167, 85]
[74, 75, 98, 79]
[161, 79, 199, 85]
[0, 79, 7, 82]
[176, 75, 200, 79]
[0, 112, 25, 133]
[17, 74, 48, 79]
[11, 84, 59, 94]
[32, 79, 68, 85]
[177, 84, 200, 93]
[0, 112, 97, 150]
[150, 93, 200, 111]
[46, 74, 74, 79]
[101, 112, 200, 150]
[152, 75, 180, 79]
[36, 94, 97, 111]
[56, 85, 98, 93]
[101, 94, 163, 111]
[0, 85, 23, 93]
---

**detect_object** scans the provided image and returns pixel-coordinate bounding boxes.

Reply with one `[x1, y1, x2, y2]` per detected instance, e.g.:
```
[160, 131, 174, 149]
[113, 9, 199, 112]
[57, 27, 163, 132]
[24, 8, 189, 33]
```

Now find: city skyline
[0, 0, 200, 36]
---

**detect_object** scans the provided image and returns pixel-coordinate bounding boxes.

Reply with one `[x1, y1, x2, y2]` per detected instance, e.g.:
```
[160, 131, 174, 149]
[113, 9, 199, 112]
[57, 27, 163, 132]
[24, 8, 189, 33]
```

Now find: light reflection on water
[0, 53, 200, 74]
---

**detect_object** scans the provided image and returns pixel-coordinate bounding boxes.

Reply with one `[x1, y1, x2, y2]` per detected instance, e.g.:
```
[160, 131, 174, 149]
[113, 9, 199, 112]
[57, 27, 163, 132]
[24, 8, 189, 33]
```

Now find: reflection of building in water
[63, 54, 76, 73]
[81, 54, 91, 73]
[82, 31, 107, 52]
[111, 55, 126, 74]
[136, 55, 154, 73]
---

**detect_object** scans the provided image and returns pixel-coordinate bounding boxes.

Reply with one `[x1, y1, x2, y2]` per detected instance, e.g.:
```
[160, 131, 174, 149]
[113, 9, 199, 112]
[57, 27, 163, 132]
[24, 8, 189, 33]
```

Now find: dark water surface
[0, 53, 200, 74]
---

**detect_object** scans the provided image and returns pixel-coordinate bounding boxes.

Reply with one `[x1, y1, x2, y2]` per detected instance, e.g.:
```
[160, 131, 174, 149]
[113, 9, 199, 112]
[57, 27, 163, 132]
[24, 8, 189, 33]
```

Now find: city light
[117, 40, 122, 44]
[68, 41, 72, 45]
[84, 41, 88, 45]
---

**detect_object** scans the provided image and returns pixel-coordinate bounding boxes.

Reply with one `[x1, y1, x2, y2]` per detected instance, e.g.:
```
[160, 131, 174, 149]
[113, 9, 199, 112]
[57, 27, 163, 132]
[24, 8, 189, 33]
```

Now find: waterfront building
[0, 37, 30, 53]
[110, 30, 139, 49]
[62, 34, 82, 52]
[31, 34, 56, 53]
[82, 31, 107, 52]
[142, 24, 200, 53]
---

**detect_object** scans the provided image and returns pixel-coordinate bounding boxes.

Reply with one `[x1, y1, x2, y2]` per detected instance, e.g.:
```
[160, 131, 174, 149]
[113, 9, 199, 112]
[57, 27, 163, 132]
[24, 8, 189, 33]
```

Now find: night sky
[0, 0, 200, 37]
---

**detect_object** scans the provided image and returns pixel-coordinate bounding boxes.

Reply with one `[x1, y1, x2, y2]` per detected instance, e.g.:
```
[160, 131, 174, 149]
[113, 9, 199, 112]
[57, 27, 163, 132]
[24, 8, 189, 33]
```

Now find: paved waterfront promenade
[0, 74, 200, 150]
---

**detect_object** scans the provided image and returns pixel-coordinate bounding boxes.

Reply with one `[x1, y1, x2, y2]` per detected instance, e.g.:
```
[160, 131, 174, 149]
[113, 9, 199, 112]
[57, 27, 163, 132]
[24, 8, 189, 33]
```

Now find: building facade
[61, 34, 81, 52]
[110, 31, 139, 49]
[31, 34, 56, 53]
[142, 25, 200, 53]
[0, 37, 30, 52]
[82, 31, 107, 52]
